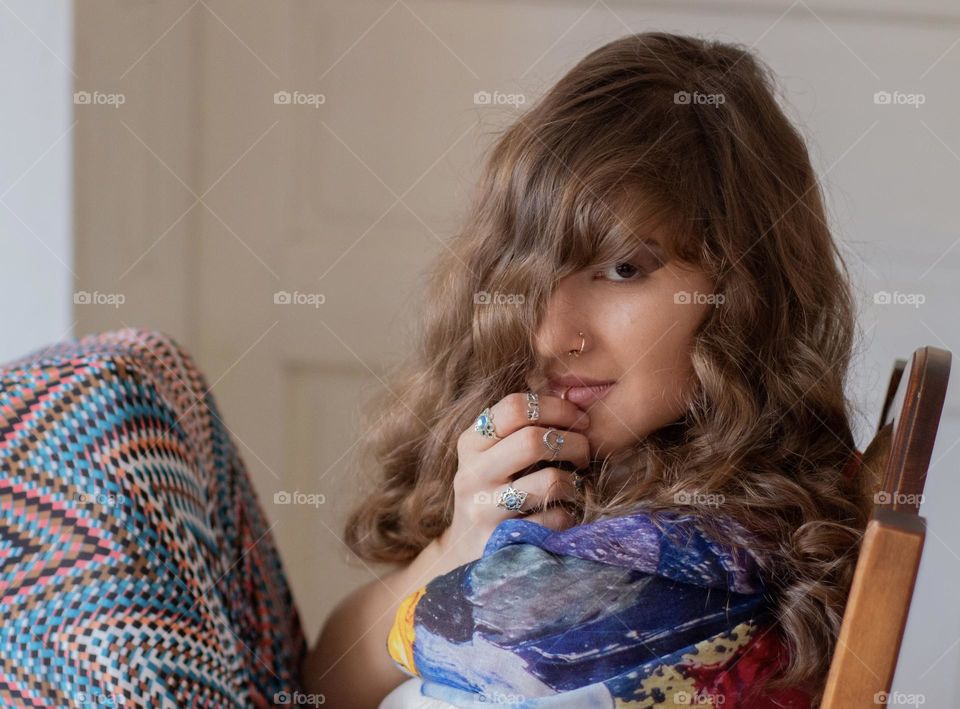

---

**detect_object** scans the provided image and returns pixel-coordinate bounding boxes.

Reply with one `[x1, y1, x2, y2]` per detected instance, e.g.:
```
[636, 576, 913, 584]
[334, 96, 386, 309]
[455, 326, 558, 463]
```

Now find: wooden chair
[821, 346, 952, 708]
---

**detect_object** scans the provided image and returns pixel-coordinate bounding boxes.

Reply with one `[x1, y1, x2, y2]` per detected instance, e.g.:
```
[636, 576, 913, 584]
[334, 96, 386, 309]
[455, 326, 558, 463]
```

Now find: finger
[524, 502, 581, 532]
[480, 426, 591, 483]
[459, 392, 589, 455]
[500, 466, 578, 513]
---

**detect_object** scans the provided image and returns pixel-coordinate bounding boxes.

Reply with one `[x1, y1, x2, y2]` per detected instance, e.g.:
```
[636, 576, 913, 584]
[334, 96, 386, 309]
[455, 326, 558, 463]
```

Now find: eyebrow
[629, 236, 664, 253]
[629, 237, 670, 267]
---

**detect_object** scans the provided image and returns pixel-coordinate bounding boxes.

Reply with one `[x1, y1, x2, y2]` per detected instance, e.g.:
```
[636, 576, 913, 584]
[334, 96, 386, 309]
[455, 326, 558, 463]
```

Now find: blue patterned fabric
[387, 512, 813, 708]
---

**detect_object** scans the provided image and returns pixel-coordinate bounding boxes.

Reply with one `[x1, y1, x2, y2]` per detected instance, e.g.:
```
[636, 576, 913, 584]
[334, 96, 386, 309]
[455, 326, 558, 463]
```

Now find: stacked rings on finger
[542, 427, 565, 460]
[526, 392, 540, 421]
[474, 406, 501, 440]
[496, 485, 528, 512]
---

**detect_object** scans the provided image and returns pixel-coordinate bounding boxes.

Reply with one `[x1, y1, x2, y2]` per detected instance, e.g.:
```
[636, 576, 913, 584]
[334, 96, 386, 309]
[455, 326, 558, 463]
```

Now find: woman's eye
[593, 261, 647, 282]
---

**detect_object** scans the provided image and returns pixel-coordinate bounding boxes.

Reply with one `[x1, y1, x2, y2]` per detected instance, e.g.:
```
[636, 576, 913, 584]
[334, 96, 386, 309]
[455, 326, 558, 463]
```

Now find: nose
[534, 276, 586, 365]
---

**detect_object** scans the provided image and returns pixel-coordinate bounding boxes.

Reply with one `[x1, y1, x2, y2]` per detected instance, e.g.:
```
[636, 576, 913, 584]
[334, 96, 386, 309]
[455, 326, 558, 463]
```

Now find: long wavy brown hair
[343, 32, 874, 704]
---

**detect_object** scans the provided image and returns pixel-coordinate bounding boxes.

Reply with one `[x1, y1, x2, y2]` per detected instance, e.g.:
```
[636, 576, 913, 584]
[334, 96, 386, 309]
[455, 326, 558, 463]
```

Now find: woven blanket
[0, 328, 305, 706]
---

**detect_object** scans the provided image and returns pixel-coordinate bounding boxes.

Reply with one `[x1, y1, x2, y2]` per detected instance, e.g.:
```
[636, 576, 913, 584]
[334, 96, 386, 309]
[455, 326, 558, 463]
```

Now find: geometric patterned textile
[0, 328, 306, 707]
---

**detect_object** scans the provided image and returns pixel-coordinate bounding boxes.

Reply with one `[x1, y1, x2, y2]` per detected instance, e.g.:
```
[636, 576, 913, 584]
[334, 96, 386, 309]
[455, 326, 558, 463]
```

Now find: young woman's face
[529, 230, 715, 461]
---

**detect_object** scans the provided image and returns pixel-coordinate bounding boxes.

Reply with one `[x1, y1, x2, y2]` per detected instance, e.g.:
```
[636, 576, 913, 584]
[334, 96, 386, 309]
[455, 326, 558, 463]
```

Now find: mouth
[547, 380, 616, 409]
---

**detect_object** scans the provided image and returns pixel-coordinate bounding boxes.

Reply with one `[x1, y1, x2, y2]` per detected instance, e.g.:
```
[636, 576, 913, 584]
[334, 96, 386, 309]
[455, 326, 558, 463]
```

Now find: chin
[585, 422, 641, 462]
[585, 432, 614, 463]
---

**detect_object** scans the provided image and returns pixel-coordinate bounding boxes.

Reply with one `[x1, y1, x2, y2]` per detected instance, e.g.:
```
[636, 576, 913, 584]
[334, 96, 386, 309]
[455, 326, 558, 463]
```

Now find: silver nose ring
[567, 331, 585, 357]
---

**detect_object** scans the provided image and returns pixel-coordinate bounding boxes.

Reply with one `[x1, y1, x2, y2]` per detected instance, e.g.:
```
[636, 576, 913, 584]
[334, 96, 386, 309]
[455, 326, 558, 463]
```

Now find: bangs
[542, 174, 702, 276]
[482, 99, 711, 292]
[576, 185, 689, 268]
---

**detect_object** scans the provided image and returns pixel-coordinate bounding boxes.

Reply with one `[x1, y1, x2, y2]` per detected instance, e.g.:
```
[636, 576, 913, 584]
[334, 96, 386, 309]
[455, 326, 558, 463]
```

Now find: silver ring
[573, 472, 586, 496]
[526, 392, 540, 421]
[496, 485, 528, 512]
[474, 407, 501, 440]
[542, 427, 565, 460]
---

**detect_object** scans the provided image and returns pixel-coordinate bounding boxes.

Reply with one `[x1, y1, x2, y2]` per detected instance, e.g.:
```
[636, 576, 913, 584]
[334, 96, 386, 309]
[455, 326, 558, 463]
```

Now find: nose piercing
[567, 331, 585, 357]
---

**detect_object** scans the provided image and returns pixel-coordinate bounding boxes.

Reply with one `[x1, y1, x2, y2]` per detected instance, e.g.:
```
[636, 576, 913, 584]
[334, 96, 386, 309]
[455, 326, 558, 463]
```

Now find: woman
[302, 31, 873, 707]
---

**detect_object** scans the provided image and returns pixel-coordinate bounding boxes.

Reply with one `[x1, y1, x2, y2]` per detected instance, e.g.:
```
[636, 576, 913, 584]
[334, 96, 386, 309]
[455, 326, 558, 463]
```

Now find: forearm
[300, 537, 458, 708]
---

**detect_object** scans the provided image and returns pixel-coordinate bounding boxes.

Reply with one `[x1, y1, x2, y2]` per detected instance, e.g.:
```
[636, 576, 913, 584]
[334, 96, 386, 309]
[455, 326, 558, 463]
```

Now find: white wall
[0, 1, 73, 362]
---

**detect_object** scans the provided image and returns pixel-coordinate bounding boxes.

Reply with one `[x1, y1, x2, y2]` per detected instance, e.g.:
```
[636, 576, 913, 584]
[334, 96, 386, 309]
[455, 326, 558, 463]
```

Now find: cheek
[594, 300, 703, 440]
[581, 267, 712, 454]
[616, 361, 692, 431]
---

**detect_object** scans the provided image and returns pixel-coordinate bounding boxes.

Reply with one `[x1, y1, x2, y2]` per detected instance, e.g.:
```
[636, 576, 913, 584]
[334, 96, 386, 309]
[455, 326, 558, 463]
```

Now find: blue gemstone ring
[474, 407, 502, 440]
[542, 428, 565, 459]
[496, 485, 528, 512]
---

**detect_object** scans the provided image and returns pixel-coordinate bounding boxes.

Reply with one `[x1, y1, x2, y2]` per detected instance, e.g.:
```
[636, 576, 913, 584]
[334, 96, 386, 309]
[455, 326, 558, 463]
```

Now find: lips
[545, 378, 616, 409]
[562, 382, 615, 408]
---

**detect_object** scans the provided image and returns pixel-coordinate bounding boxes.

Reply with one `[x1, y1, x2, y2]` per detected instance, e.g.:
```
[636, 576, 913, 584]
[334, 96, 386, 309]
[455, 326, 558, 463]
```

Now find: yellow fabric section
[386, 586, 427, 676]
[613, 620, 757, 707]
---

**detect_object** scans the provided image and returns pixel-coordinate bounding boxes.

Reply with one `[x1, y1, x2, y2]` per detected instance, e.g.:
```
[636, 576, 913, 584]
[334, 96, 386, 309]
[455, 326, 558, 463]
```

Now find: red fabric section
[686, 624, 815, 708]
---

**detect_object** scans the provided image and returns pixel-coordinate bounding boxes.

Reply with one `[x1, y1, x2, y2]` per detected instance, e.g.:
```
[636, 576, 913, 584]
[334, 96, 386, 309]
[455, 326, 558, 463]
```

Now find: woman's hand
[437, 392, 592, 570]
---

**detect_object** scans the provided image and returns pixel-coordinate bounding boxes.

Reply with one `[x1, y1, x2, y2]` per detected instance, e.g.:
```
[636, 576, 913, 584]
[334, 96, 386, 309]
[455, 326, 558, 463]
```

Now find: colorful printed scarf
[387, 511, 814, 708]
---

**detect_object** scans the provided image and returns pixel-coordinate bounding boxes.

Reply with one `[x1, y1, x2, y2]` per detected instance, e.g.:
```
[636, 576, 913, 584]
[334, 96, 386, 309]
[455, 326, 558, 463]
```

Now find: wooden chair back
[821, 346, 951, 708]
